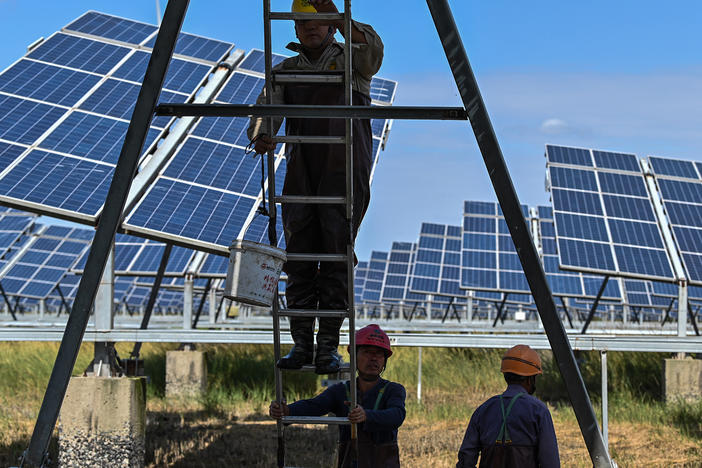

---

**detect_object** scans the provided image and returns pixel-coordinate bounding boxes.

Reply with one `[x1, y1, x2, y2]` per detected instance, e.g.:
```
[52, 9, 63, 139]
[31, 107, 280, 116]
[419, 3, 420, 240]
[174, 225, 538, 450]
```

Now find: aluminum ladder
[262, 1, 358, 467]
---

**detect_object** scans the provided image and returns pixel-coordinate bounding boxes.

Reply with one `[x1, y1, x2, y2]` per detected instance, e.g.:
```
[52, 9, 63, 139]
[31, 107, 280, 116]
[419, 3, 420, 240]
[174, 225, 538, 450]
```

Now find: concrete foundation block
[166, 350, 207, 399]
[663, 357, 702, 403]
[59, 376, 146, 468]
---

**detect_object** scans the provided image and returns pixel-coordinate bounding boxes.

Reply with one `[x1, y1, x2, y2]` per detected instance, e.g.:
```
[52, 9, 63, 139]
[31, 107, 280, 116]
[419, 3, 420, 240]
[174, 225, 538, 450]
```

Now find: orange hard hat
[349, 324, 392, 357]
[501, 345, 542, 376]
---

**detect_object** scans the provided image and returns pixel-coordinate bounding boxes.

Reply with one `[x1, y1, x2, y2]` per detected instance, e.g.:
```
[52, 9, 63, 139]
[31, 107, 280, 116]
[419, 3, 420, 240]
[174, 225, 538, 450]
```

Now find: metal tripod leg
[20, 2, 189, 465]
[425, 1, 613, 466]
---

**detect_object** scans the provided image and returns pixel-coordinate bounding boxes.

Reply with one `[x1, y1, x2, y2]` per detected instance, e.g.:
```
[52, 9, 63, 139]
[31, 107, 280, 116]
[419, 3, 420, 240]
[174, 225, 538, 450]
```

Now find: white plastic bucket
[224, 240, 287, 307]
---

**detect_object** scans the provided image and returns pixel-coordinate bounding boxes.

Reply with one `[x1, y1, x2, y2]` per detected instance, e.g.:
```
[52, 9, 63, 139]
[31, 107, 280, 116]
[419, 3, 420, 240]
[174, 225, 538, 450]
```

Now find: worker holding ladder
[248, 0, 384, 374]
[270, 324, 406, 467]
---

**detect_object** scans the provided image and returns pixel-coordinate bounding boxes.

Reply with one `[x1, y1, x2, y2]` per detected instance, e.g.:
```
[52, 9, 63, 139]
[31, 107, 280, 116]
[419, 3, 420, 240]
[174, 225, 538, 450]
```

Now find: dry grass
[1, 343, 701, 467]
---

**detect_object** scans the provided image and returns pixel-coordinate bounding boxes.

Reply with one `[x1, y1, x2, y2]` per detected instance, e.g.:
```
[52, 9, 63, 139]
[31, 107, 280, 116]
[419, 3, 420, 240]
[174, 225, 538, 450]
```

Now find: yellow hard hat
[292, 0, 317, 13]
[501, 345, 543, 376]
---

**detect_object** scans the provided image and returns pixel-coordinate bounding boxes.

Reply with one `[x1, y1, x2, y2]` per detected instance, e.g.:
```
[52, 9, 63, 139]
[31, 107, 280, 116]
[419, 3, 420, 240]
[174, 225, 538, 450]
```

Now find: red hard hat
[349, 324, 392, 357]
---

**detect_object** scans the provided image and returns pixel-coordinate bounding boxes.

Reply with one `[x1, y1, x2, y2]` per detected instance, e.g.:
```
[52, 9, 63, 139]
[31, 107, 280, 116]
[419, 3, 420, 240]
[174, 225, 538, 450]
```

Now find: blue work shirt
[289, 377, 406, 444]
[456, 384, 560, 468]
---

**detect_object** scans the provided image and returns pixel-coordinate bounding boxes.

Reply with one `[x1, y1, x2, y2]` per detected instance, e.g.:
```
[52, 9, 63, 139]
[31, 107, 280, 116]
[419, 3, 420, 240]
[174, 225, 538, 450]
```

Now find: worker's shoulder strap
[496, 392, 525, 444]
[345, 380, 391, 411]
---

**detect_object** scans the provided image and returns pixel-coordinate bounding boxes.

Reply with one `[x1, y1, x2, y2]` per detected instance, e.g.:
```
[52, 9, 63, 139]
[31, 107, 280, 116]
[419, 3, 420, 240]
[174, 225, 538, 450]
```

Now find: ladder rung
[286, 253, 347, 262]
[279, 309, 348, 318]
[270, 12, 345, 21]
[299, 363, 351, 372]
[274, 74, 344, 84]
[273, 135, 345, 144]
[274, 195, 346, 205]
[282, 416, 350, 425]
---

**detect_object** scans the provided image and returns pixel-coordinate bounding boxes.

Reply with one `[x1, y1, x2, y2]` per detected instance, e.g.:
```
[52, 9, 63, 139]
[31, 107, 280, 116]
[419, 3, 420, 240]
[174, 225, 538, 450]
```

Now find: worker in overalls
[248, 0, 384, 375]
[269, 324, 405, 467]
[456, 345, 560, 468]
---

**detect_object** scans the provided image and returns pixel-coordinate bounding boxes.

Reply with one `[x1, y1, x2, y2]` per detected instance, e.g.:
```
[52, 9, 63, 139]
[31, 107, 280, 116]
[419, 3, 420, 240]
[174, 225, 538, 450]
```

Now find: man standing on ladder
[456, 345, 560, 468]
[269, 324, 406, 467]
[248, 0, 384, 374]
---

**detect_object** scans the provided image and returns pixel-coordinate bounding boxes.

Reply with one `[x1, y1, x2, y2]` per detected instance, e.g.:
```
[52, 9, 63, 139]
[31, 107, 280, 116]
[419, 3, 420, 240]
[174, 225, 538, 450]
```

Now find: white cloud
[540, 118, 569, 135]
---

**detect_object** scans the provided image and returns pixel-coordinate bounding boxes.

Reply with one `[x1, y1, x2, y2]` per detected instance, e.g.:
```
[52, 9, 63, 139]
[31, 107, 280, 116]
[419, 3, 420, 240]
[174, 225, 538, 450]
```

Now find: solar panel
[0, 225, 92, 299]
[546, 144, 675, 282]
[537, 205, 621, 300]
[238, 49, 288, 74]
[27, 32, 130, 75]
[143, 32, 233, 63]
[354, 260, 369, 304]
[66, 11, 157, 45]
[362, 251, 388, 303]
[460, 201, 531, 294]
[648, 155, 702, 285]
[381, 242, 422, 303]
[410, 223, 466, 300]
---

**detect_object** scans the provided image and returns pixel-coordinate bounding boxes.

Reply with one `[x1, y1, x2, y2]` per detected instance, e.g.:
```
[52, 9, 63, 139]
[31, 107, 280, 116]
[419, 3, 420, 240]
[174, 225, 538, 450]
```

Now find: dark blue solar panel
[79, 79, 185, 128]
[66, 12, 156, 45]
[145, 32, 232, 62]
[0, 95, 66, 144]
[546, 145, 592, 167]
[0, 60, 101, 107]
[200, 254, 229, 275]
[28, 33, 130, 75]
[362, 251, 388, 303]
[649, 157, 699, 179]
[614, 245, 673, 278]
[551, 189, 602, 216]
[549, 166, 598, 191]
[239, 50, 288, 74]
[464, 200, 496, 215]
[163, 138, 260, 196]
[0, 142, 26, 170]
[39, 112, 162, 164]
[608, 220, 664, 248]
[125, 179, 255, 247]
[602, 195, 655, 221]
[370, 78, 396, 103]
[658, 179, 702, 203]
[371, 119, 386, 138]
[593, 150, 640, 171]
[554, 213, 609, 242]
[0, 150, 112, 215]
[597, 172, 648, 197]
[558, 238, 615, 271]
[354, 260, 369, 303]
[113, 51, 211, 94]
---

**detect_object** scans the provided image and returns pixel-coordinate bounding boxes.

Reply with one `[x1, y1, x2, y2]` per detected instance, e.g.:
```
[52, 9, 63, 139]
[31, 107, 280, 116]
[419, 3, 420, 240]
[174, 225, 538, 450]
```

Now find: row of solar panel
[0, 11, 397, 260]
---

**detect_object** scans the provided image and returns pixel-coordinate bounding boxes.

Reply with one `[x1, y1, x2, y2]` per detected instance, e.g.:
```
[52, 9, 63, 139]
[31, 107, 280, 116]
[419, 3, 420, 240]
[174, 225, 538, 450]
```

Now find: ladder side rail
[22, 1, 190, 465]
[425, 1, 613, 467]
[263, 2, 285, 468]
[343, 1, 359, 458]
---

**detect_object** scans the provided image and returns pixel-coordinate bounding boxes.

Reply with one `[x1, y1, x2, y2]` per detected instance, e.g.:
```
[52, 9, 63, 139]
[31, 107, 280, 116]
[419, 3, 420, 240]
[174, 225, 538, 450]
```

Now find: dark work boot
[278, 317, 314, 369]
[315, 317, 344, 374]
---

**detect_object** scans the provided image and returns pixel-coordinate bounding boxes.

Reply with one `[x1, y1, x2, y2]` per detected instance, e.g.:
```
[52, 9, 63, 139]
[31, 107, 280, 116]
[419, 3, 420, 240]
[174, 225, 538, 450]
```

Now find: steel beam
[131, 243, 173, 358]
[425, 1, 613, 466]
[581, 276, 610, 334]
[155, 104, 468, 120]
[22, 1, 189, 465]
[0, 282, 17, 321]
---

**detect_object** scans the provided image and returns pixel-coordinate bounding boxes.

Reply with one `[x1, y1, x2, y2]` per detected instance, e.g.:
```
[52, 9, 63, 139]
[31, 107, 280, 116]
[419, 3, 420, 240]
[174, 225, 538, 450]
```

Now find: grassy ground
[1, 342, 701, 466]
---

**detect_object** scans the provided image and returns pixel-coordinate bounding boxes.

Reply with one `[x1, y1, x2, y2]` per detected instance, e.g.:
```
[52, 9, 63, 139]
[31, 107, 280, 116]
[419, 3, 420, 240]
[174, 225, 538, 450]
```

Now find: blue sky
[1, 1, 701, 260]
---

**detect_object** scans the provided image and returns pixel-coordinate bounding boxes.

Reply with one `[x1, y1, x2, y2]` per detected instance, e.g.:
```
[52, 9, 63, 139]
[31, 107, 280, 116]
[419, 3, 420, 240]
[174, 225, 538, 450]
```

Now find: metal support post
[38, 299, 46, 319]
[192, 278, 213, 328]
[581, 276, 610, 334]
[601, 350, 608, 451]
[559, 296, 574, 329]
[425, 1, 613, 466]
[131, 243, 172, 358]
[22, 3, 187, 461]
[467, 292, 473, 323]
[492, 294, 509, 327]
[0, 282, 17, 321]
[417, 346, 423, 403]
[93, 247, 115, 377]
[208, 286, 217, 325]
[677, 281, 688, 338]
[183, 275, 193, 330]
